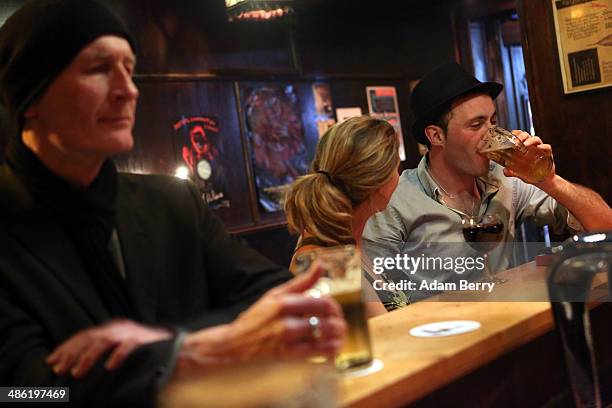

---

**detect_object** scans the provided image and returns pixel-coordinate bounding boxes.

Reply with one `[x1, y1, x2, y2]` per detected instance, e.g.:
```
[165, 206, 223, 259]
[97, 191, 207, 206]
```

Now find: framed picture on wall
[173, 115, 230, 211]
[312, 82, 336, 137]
[124, 81, 256, 232]
[366, 86, 406, 161]
[239, 83, 310, 213]
[551, 0, 612, 94]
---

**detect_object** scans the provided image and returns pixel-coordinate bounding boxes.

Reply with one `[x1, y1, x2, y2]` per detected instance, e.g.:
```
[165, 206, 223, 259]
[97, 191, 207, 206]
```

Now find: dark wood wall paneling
[296, 1, 458, 78]
[118, 0, 296, 74]
[460, 0, 517, 19]
[518, 0, 611, 203]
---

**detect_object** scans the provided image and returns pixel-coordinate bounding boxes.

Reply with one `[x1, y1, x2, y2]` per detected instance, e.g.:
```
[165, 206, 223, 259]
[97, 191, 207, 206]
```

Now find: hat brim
[411, 81, 503, 146]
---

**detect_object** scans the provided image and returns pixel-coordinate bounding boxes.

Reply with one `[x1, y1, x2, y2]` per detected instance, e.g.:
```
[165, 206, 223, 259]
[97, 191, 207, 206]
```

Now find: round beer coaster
[409, 320, 481, 338]
[338, 359, 383, 379]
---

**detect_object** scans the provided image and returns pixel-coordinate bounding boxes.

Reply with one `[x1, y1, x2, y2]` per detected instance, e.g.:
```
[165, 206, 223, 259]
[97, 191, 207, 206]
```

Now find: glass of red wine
[461, 214, 506, 284]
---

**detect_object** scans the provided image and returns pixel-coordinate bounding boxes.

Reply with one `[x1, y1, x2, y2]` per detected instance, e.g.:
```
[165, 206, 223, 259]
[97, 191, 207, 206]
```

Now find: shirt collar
[416, 154, 501, 202]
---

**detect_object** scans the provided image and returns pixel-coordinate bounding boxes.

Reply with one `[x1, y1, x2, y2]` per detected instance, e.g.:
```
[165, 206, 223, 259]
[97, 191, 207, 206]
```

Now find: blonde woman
[285, 116, 402, 317]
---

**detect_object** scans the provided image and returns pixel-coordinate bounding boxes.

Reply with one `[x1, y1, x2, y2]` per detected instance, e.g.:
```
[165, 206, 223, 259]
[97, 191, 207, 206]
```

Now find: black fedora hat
[410, 62, 503, 146]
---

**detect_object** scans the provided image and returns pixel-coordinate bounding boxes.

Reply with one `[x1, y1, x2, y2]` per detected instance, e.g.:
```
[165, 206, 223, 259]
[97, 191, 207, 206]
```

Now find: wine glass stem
[482, 253, 507, 284]
[483, 253, 493, 280]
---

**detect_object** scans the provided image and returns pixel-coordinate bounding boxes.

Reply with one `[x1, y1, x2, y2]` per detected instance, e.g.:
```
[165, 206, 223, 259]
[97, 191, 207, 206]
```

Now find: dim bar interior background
[0, 0, 609, 266]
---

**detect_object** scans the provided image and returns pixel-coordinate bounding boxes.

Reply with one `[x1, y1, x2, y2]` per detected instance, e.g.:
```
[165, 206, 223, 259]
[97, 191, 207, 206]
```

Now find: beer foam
[328, 280, 359, 296]
[307, 277, 359, 298]
[479, 127, 515, 153]
[307, 278, 333, 298]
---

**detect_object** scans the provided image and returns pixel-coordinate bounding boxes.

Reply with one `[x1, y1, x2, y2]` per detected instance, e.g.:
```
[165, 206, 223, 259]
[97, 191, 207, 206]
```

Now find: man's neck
[427, 152, 479, 198]
[22, 131, 104, 189]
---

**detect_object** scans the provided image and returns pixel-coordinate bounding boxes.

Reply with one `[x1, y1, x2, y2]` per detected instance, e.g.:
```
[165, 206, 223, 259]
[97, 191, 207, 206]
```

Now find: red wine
[462, 221, 504, 253]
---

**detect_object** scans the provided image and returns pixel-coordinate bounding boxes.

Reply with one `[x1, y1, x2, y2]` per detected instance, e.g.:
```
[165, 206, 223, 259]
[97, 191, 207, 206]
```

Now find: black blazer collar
[1, 165, 160, 324]
[2, 164, 110, 323]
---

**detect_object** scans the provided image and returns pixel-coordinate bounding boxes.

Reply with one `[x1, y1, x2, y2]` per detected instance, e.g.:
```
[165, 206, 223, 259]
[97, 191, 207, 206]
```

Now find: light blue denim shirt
[363, 155, 580, 302]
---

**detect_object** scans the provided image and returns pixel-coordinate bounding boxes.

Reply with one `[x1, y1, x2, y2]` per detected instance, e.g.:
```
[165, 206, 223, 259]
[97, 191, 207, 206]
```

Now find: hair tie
[316, 170, 356, 205]
[316, 170, 332, 180]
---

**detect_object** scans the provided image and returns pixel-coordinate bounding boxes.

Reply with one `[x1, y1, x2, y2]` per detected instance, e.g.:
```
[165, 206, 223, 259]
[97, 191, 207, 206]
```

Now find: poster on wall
[335, 107, 362, 123]
[241, 84, 309, 212]
[366, 86, 406, 161]
[173, 115, 230, 209]
[551, 0, 612, 93]
[312, 82, 336, 138]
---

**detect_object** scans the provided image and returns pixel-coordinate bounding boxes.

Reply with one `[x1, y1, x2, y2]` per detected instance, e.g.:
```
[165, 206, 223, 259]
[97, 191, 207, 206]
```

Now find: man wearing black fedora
[363, 62, 611, 302]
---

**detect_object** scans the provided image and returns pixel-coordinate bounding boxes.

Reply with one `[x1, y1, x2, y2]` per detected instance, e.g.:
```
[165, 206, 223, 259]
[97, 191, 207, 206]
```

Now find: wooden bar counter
[160, 262, 612, 407]
[341, 262, 612, 407]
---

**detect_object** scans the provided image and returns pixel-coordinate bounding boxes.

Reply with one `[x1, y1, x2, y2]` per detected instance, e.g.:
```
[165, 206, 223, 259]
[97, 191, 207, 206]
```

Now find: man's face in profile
[442, 93, 496, 178]
[24, 35, 139, 160]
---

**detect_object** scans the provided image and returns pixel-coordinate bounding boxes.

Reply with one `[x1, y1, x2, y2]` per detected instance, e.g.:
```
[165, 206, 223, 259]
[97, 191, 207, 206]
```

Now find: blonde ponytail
[285, 116, 399, 245]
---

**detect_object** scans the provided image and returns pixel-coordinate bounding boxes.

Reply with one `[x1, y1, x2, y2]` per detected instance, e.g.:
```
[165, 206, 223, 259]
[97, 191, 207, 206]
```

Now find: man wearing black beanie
[0, 1, 345, 406]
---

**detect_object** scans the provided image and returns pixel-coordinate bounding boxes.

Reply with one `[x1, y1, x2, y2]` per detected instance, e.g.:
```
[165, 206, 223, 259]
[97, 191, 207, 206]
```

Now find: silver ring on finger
[308, 316, 323, 340]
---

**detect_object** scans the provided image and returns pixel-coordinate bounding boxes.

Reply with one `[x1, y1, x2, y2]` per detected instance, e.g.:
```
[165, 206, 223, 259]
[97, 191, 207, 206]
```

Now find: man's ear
[424, 125, 446, 147]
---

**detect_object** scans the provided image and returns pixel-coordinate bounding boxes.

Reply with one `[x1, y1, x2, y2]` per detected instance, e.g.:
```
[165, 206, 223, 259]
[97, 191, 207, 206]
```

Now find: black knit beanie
[0, 0, 134, 131]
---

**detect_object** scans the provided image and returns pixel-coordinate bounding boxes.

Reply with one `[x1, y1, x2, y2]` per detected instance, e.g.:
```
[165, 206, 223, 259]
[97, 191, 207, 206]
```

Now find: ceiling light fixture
[225, 0, 294, 22]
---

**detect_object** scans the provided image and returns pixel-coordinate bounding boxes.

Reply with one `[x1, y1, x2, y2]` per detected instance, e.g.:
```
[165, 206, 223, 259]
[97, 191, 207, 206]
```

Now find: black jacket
[0, 164, 291, 406]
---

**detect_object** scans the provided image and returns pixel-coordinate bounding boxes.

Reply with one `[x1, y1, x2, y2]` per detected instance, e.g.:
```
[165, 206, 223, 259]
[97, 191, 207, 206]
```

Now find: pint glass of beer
[477, 126, 553, 183]
[294, 245, 373, 371]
